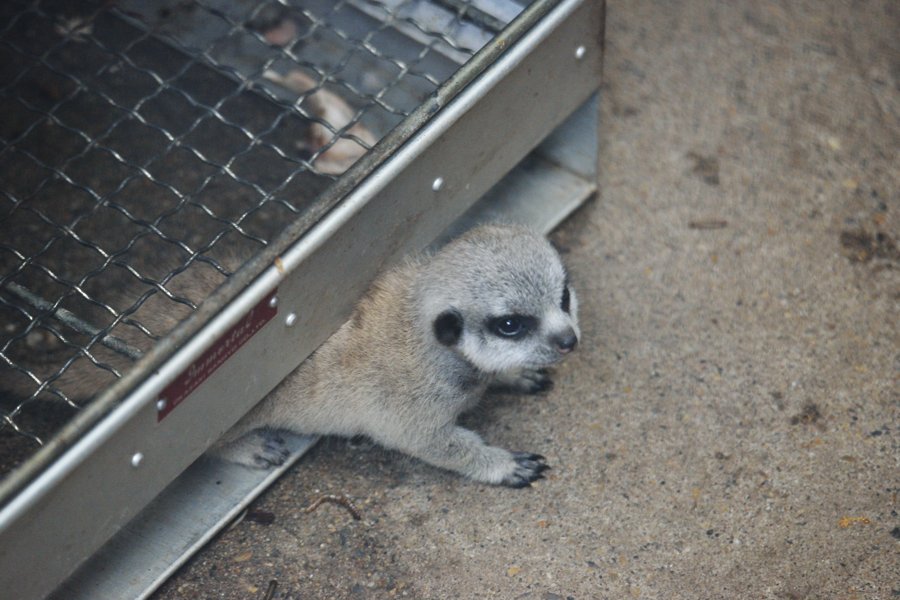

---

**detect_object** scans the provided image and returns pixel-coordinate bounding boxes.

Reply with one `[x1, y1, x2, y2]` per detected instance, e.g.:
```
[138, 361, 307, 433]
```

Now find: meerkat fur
[210, 223, 579, 487]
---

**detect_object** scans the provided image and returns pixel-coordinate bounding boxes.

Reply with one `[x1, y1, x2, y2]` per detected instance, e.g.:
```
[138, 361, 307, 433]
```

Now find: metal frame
[0, 0, 604, 598]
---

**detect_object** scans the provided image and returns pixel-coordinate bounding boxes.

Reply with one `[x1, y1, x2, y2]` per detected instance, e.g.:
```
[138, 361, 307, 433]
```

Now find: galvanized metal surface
[438, 93, 598, 243]
[52, 433, 319, 600]
[0, 0, 602, 598]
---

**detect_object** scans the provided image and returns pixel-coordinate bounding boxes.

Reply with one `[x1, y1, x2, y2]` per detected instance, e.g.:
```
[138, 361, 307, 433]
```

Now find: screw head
[268, 295, 278, 309]
[432, 177, 444, 192]
[575, 45, 586, 60]
[285, 312, 297, 327]
[131, 452, 144, 468]
[156, 399, 167, 412]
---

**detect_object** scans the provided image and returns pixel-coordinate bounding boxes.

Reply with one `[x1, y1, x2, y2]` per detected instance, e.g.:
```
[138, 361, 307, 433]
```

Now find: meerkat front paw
[256, 432, 291, 467]
[490, 368, 554, 395]
[461, 442, 550, 488]
[396, 425, 550, 488]
[501, 452, 551, 488]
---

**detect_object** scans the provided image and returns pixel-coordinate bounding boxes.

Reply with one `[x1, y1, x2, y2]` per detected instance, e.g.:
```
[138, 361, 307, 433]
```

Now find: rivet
[156, 399, 167, 412]
[131, 452, 144, 468]
[268, 295, 278, 309]
[575, 45, 586, 60]
[432, 177, 444, 192]
[285, 312, 297, 327]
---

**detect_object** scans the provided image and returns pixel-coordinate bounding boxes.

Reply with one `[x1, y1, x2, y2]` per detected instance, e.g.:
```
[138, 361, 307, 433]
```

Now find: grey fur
[211, 224, 579, 487]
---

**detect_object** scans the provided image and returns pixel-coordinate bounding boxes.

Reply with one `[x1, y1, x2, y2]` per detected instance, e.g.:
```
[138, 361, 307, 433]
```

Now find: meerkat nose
[554, 330, 578, 354]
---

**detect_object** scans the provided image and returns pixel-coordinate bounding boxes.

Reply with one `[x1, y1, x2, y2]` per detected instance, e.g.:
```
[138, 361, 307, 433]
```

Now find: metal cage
[0, 0, 602, 597]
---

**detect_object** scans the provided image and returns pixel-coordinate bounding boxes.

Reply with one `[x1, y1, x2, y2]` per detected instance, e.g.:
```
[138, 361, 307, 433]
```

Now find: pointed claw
[506, 478, 533, 489]
[513, 451, 546, 462]
[501, 451, 551, 488]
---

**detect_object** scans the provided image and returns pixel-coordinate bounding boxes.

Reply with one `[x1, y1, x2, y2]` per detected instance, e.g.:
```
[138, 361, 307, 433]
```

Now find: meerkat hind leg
[390, 425, 549, 488]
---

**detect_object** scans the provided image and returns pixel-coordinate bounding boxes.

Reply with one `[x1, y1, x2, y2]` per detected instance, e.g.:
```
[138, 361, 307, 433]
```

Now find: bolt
[156, 399, 167, 412]
[432, 177, 444, 192]
[131, 452, 144, 468]
[268, 295, 278, 309]
[285, 312, 297, 327]
[575, 45, 586, 60]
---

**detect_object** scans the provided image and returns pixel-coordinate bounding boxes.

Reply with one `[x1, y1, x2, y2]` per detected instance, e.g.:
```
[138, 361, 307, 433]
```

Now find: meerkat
[210, 224, 579, 487]
[2, 224, 578, 487]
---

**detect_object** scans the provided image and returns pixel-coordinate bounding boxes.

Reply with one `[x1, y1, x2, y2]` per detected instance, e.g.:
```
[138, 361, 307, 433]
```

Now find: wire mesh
[0, 0, 533, 478]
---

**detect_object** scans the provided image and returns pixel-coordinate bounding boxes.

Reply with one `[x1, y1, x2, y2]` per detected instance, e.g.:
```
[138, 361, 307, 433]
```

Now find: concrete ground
[154, 1, 899, 598]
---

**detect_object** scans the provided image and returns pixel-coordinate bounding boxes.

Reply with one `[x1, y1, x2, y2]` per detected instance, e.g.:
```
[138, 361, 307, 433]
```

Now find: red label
[157, 289, 278, 421]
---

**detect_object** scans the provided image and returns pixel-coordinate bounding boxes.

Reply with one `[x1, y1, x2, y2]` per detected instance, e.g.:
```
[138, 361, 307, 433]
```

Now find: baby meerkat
[211, 224, 579, 487]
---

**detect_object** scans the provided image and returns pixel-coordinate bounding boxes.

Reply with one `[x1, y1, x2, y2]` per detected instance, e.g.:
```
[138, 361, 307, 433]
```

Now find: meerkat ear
[433, 309, 463, 346]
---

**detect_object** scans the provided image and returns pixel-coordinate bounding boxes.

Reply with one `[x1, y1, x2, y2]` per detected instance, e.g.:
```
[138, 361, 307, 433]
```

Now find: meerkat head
[420, 224, 580, 374]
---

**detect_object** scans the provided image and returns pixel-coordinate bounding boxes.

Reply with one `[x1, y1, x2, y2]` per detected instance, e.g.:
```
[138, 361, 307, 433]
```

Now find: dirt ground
[154, 1, 899, 598]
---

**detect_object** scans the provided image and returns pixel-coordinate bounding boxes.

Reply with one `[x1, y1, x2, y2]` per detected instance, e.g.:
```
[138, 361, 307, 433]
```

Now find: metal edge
[137, 436, 319, 600]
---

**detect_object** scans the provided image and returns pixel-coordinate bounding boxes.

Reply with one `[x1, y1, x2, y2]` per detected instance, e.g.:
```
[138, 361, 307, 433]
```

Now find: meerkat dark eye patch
[561, 286, 571, 313]
[487, 315, 537, 339]
[433, 309, 463, 346]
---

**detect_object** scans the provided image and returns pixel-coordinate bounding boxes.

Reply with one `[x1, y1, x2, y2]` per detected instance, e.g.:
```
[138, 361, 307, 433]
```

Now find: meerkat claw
[502, 452, 551, 488]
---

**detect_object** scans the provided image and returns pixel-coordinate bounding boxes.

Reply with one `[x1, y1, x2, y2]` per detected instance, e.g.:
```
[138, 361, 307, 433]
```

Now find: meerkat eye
[487, 315, 536, 339]
[561, 286, 571, 313]
[493, 317, 524, 338]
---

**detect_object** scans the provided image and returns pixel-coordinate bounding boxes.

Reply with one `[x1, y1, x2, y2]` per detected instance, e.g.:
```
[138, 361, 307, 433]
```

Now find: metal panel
[54, 434, 319, 600]
[440, 92, 598, 242]
[0, 1, 602, 598]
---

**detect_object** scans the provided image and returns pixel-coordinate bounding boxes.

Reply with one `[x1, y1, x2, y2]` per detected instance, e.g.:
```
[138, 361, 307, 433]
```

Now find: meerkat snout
[554, 328, 578, 354]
